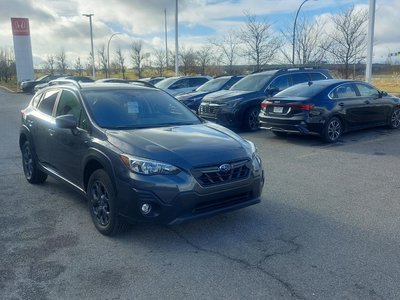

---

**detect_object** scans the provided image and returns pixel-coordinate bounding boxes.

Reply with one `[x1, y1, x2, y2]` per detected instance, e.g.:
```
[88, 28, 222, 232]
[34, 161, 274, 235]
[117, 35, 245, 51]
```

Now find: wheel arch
[83, 150, 117, 193]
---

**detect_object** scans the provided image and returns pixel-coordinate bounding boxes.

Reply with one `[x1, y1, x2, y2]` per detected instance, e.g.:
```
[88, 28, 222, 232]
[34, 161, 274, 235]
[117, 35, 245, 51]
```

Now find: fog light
[141, 203, 152, 215]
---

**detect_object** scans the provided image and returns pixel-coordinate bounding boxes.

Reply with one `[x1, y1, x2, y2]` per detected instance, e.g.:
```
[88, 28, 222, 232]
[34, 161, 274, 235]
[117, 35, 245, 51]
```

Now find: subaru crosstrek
[20, 82, 264, 236]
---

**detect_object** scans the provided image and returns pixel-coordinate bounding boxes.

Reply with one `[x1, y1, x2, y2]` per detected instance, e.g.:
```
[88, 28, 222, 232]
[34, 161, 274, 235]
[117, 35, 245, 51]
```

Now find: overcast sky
[1, 0, 399, 68]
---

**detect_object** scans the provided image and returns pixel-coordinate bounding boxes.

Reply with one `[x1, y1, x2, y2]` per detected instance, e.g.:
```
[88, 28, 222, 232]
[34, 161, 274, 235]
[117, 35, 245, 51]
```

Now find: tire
[389, 107, 400, 129]
[272, 131, 288, 137]
[322, 117, 342, 143]
[87, 169, 127, 236]
[243, 107, 260, 131]
[21, 141, 47, 184]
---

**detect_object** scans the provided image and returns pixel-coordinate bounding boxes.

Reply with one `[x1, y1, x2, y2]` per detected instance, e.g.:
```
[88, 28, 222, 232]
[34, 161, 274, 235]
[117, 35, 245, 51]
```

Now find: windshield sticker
[127, 102, 139, 113]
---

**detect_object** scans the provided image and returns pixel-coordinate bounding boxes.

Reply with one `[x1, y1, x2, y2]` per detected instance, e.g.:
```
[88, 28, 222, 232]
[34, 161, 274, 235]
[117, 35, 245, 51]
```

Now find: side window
[224, 77, 241, 90]
[56, 90, 81, 120]
[189, 77, 208, 87]
[292, 73, 311, 85]
[330, 84, 358, 99]
[268, 75, 290, 94]
[37, 90, 59, 115]
[170, 79, 188, 89]
[310, 73, 327, 81]
[31, 93, 43, 108]
[355, 83, 379, 98]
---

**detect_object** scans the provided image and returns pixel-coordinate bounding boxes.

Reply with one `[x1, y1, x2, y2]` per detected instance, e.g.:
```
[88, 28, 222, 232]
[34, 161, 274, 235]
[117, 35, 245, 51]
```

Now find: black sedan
[20, 83, 264, 236]
[259, 79, 400, 142]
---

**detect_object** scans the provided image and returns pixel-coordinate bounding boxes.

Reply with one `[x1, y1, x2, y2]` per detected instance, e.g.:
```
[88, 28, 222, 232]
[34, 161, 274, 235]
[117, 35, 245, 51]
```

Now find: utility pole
[365, 0, 376, 83]
[165, 8, 168, 69]
[82, 13, 95, 79]
[175, 0, 179, 76]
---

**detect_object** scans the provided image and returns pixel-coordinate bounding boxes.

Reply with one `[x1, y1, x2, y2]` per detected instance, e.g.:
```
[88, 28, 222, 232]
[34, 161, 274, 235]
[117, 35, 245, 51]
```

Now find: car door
[329, 83, 369, 128]
[32, 89, 60, 166]
[354, 82, 391, 124]
[50, 89, 91, 186]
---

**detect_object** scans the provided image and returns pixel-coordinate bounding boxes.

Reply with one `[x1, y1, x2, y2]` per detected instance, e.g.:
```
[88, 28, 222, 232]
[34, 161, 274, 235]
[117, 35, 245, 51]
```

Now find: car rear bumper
[259, 115, 324, 135]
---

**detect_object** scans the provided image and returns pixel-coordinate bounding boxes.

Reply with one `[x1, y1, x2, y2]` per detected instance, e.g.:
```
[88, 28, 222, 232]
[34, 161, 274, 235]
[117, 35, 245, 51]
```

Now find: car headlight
[120, 154, 181, 175]
[246, 140, 262, 171]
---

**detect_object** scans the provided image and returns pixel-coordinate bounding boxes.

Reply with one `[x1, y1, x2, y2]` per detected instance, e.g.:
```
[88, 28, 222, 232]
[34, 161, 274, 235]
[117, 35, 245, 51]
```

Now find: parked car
[259, 79, 400, 142]
[20, 82, 264, 236]
[33, 76, 94, 93]
[155, 76, 212, 96]
[20, 74, 69, 93]
[199, 68, 332, 131]
[176, 75, 243, 112]
[140, 76, 165, 85]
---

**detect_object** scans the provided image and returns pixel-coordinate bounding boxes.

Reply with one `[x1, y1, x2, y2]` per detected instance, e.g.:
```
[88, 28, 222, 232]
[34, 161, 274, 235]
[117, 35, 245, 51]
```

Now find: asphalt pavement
[1, 89, 399, 299]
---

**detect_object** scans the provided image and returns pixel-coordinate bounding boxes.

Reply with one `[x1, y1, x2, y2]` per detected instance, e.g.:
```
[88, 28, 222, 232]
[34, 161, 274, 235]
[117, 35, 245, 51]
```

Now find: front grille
[192, 160, 250, 187]
[199, 103, 223, 117]
[193, 192, 251, 214]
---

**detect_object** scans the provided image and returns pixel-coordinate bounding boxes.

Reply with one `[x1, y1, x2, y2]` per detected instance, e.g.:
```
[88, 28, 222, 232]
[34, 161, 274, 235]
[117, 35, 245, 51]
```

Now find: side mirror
[380, 91, 388, 97]
[56, 114, 77, 129]
[265, 87, 279, 97]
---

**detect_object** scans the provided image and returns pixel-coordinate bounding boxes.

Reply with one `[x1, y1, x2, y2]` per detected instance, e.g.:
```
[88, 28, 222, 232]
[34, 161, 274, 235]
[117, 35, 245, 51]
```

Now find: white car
[155, 76, 212, 96]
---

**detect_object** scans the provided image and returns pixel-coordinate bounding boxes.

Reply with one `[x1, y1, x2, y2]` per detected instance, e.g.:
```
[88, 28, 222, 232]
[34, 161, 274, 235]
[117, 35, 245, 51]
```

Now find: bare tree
[97, 45, 108, 78]
[131, 40, 145, 78]
[153, 49, 166, 76]
[239, 13, 281, 72]
[180, 46, 197, 75]
[115, 46, 126, 79]
[295, 17, 328, 65]
[322, 6, 368, 78]
[211, 30, 241, 74]
[56, 49, 68, 74]
[0, 47, 16, 82]
[74, 57, 83, 75]
[196, 45, 214, 75]
[45, 55, 55, 74]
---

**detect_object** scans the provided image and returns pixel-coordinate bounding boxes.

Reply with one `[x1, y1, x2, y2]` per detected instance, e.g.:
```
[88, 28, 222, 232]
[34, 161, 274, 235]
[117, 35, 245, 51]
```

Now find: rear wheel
[21, 141, 47, 184]
[243, 107, 260, 131]
[389, 107, 400, 129]
[87, 169, 128, 236]
[322, 117, 342, 143]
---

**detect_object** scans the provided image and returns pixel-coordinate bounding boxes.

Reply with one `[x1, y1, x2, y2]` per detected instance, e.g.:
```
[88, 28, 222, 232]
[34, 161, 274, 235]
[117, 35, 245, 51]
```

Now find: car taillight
[260, 101, 273, 109]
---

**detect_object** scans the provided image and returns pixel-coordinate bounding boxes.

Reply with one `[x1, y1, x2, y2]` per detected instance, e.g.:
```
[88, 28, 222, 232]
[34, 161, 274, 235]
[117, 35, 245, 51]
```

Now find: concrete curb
[0, 86, 18, 93]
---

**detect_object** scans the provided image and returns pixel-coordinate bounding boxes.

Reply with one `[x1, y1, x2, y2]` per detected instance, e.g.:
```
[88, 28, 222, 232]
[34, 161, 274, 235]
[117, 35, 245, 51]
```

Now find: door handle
[364, 100, 370, 104]
[338, 103, 345, 107]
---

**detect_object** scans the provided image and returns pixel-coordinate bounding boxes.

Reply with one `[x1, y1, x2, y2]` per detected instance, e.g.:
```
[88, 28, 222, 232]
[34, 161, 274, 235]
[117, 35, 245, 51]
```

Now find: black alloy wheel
[22, 141, 47, 184]
[87, 169, 127, 236]
[322, 117, 342, 143]
[244, 107, 260, 131]
[389, 107, 400, 129]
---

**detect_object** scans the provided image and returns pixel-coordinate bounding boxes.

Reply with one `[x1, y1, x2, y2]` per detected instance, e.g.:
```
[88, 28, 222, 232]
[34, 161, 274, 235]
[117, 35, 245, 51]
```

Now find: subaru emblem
[219, 164, 232, 174]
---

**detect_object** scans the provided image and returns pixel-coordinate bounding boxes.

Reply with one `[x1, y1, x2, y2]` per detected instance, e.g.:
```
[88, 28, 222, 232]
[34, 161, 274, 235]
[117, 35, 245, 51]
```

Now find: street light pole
[292, 0, 309, 65]
[165, 8, 168, 69]
[107, 32, 121, 78]
[175, 0, 179, 76]
[365, 0, 376, 83]
[82, 13, 95, 79]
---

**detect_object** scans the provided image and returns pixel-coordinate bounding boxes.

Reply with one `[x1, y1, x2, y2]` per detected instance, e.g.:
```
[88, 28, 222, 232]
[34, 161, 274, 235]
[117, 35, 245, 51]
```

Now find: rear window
[275, 82, 326, 98]
[82, 88, 201, 129]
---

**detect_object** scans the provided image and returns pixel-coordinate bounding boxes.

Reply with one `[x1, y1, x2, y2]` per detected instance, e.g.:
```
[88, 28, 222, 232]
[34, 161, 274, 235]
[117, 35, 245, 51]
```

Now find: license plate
[273, 106, 284, 113]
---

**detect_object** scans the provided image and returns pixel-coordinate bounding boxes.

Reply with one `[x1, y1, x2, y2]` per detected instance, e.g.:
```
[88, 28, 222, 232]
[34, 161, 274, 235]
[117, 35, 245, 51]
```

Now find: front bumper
[115, 163, 264, 224]
[199, 104, 241, 128]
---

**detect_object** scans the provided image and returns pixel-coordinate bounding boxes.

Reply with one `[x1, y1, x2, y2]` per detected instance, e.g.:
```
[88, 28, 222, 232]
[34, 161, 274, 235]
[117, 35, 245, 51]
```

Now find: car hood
[203, 90, 262, 103]
[176, 91, 211, 101]
[106, 123, 252, 168]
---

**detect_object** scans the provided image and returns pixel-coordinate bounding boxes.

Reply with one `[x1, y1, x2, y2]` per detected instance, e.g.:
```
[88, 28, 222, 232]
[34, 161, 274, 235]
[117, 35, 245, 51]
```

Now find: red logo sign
[11, 18, 30, 36]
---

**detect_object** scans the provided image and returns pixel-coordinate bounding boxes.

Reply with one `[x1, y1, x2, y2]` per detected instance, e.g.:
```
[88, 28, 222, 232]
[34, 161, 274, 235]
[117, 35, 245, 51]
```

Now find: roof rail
[49, 79, 82, 89]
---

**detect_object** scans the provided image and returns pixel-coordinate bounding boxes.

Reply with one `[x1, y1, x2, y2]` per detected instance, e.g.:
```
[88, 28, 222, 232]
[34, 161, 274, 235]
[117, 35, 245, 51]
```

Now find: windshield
[196, 77, 230, 92]
[154, 77, 178, 89]
[276, 82, 326, 97]
[230, 73, 273, 92]
[82, 88, 201, 129]
[36, 75, 48, 81]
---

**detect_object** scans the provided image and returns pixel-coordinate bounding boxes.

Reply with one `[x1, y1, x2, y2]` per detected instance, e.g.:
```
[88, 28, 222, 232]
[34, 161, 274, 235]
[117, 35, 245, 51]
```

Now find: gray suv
[20, 82, 264, 236]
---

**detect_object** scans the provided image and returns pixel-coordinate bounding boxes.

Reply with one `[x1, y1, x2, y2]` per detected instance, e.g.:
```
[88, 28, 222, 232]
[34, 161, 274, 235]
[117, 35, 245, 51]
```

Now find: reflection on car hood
[203, 90, 261, 103]
[176, 91, 210, 100]
[106, 123, 251, 168]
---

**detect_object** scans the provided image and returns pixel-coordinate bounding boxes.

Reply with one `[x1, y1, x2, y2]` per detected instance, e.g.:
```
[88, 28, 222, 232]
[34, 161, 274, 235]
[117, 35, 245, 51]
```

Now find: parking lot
[1, 89, 400, 299]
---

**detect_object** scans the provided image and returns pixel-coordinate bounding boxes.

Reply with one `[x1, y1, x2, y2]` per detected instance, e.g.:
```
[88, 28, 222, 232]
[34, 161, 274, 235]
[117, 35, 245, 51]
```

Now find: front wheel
[322, 117, 342, 143]
[389, 107, 400, 129]
[87, 169, 128, 236]
[21, 141, 47, 184]
[243, 107, 260, 131]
